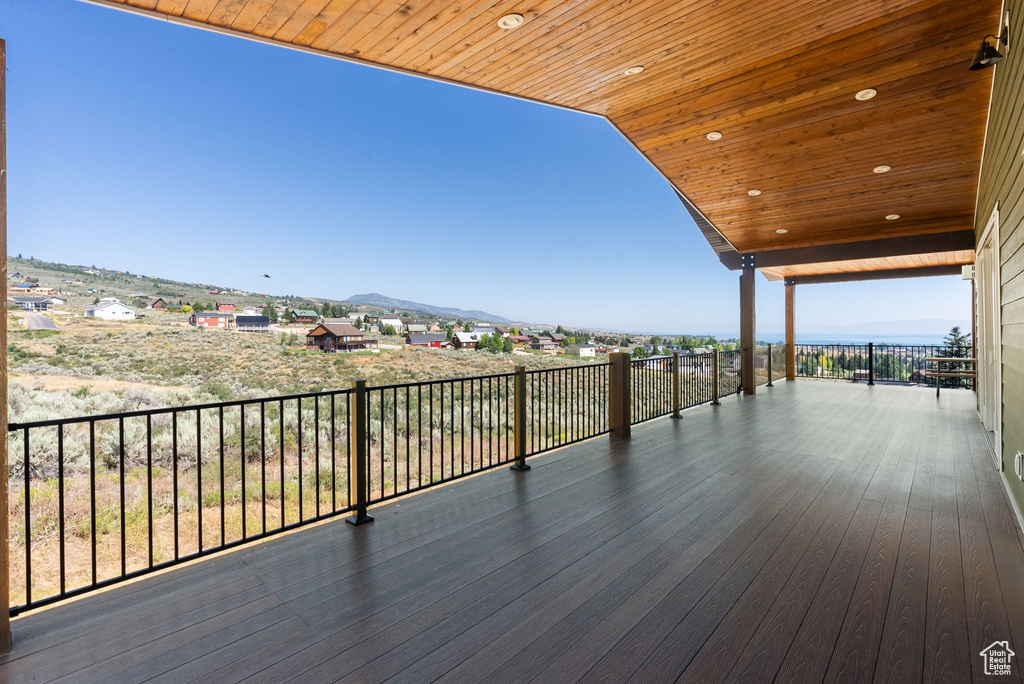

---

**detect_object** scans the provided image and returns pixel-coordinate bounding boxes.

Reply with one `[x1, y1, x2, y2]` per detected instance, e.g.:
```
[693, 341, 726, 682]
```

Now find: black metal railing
[631, 356, 674, 423]
[794, 343, 973, 389]
[630, 353, 716, 423]
[525, 364, 609, 454]
[364, 374, 517, 504]
[718, 349, 743, 395]
[8, 389, 354, 616]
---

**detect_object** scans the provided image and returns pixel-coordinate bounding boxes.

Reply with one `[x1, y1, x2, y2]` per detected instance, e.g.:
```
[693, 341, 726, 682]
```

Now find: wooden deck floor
[3, 381, 1023, 683]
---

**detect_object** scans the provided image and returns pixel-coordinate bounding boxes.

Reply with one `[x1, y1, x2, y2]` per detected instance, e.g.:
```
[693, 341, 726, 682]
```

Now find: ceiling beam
[784, 264, 964, 285]
[718, 230, 976, 270]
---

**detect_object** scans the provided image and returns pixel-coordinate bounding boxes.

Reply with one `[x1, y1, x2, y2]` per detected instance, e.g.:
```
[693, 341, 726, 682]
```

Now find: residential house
[151, 298, 167, 309]
[568, 343, 598, 357]
[406, 323, 428, 334]
[241, 306, 263, 315]
[379, 317, 404, 333]
[85, 301, 137, 320]
[9, 297, 56, 312]
[529, 334, 559, 351]
[453, 332, 481, 350]
[495, 326, 511, 336]
[306, 323, 376, 352]
[428, 323, 443, 333]
[510, 335, 531, 346]
[291, 309, 319, 325]
[472, 326, 496, 335]
[217, 303, 236, 312]
[406, 333, 449, 348]
[235, 315, 271, 333]
[549, 333, 566, 345]
[190, 312, 233, 328]
[9, 272, 21, 279]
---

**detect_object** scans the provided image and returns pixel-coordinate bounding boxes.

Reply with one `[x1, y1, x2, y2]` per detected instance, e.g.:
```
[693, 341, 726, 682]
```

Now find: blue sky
[3, 0, 972, 335]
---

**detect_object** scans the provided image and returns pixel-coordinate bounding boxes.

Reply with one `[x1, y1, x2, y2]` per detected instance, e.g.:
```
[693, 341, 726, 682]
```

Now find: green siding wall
[975, 0, 1024, 515]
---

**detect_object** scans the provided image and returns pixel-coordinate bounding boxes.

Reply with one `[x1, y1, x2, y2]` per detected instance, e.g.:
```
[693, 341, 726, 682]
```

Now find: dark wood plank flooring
[2, 381, 1023, 683]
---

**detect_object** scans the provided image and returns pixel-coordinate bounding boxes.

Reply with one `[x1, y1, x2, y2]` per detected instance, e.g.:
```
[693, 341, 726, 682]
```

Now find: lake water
[691, 333, 957, 345]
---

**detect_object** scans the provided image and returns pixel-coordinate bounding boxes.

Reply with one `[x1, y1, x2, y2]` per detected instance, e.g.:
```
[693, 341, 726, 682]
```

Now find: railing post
[767, 344, 773, 387]
[510, 365, 530, 471]
[867, 343, 875, 386]
[608, 352, 631, 439]
[346, 379, 374, 526]
[671, 351, 682, 419]
[712, 351, 721, 405]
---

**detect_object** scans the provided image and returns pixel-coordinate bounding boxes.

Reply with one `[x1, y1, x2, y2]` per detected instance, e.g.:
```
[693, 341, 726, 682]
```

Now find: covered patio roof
[86, 0, 997, 281]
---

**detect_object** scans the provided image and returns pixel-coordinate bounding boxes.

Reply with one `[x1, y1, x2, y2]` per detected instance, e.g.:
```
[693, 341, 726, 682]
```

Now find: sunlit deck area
[1, 381, 1022, 683]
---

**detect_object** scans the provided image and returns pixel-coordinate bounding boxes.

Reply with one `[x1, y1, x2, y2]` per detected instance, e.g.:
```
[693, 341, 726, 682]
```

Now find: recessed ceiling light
[747, 189, 762, 196]
[873, 165, 891, 173]
[706, 131, 723, 141]
[776, 229, 788, 234]
[885, 214, 900, 220]
[855, 88, 877, 101]
[623, 66, 645, 76]
[497, 13, 525, 29]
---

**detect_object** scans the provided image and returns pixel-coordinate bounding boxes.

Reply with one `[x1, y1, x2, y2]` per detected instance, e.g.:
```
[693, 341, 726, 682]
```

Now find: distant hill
[806, 319, 970, 335]
[346, 293, 513, 324]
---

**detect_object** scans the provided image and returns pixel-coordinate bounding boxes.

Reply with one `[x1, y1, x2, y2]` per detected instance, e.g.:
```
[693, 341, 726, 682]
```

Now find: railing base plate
[509, 464, 531, 472]
[346, 513, 375, 526]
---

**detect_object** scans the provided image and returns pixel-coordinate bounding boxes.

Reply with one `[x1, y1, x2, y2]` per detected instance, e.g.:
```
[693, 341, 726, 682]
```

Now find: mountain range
[803, 319, 970, 335]
[346, 293, 514, 324]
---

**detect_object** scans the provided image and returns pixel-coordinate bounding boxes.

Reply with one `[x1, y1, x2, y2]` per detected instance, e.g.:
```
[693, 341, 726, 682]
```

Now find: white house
[241, 306, 263, 315]
[379, 317, 404, 333]
[85, 301, 136, 320]
[568, 343, 598, 357]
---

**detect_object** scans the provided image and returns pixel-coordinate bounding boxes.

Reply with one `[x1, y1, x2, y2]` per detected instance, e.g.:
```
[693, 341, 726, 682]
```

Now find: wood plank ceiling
[93, 0, 999, 279]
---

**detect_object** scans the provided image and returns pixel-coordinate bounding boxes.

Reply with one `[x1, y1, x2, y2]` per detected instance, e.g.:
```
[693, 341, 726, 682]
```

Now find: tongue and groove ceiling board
[92, 0, 999, 279]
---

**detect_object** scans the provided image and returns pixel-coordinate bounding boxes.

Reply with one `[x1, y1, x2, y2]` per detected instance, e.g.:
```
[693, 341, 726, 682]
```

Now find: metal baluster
[219, 407, 225, 545]
[24, 428, 31, 606]
[119, 416, 126, 577]
[297, 397, 303, 521]
[241, 405, 247, 539]
[59, 425, 66, 593]
[172, 413, 178, 560]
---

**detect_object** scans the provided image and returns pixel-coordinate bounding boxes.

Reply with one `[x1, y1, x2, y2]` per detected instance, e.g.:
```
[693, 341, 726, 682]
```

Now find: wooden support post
[767, 344, 773, 387]
[608, 352, 631, 439]
[785, 281, 796, 381]
[712, 352, 721, 405]
[740, 266, 756, 395]
[1, 38, 10, 655]
[671, 351, 681, 418]
[510, 366, 530, 471]
[346, 379, 374, 526]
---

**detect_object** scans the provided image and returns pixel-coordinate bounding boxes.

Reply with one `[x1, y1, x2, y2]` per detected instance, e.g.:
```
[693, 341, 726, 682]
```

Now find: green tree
[556, 325, 565, 334]
[502, 337, 514, 353]
[282, 309, 294, 324]
[445, 325, 454, 342]
[321, 302, 333, 318]
[207, 302, 215, 311]
[261, 303, 278, 323]
[193, 301, 206, 312]
[941, 326, 972, 388]
[181, 304, 193, 314]
[464, 322, 473, 333]
[510, 326, 520, 336]
[875, 354, 906, 381]
[383, 324, 397, 336]
[632, 346, 647, 359]
[92, 296, 100, 305]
